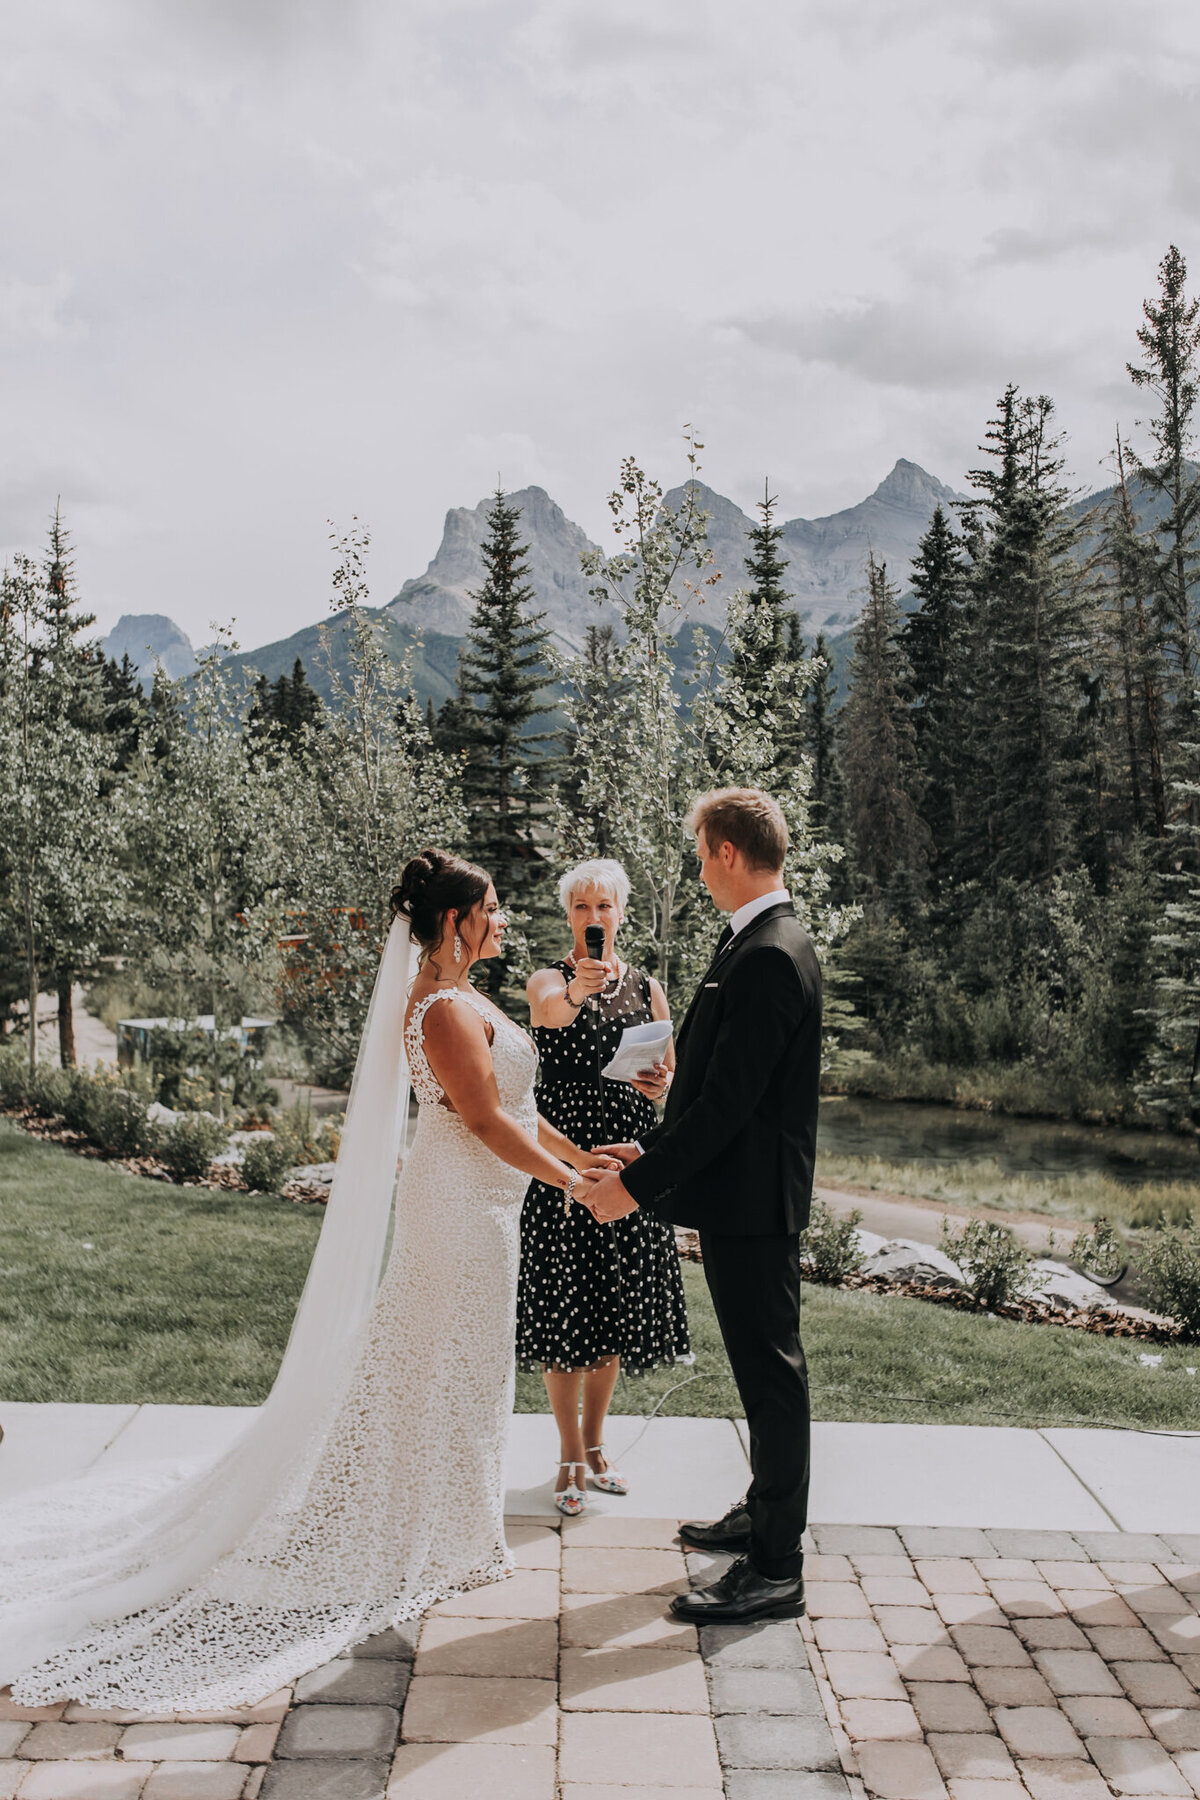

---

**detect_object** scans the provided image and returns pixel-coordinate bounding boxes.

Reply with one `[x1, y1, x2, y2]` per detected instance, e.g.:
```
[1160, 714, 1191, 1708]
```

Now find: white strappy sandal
[554, 1459, 587, 1517]
[586, 1444, 629, 1496]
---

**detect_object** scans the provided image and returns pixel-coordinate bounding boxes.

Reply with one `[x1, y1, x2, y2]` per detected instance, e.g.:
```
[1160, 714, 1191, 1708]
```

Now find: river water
[818, 1094, 1200, 1188]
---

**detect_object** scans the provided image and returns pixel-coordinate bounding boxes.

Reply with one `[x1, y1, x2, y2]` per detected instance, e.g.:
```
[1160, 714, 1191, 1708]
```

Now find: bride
[0, 848, 611, 1711]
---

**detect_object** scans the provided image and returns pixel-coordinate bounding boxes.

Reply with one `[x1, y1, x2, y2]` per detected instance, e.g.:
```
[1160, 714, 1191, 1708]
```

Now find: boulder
[853, 1227, 892, 1261]
[861, 1237, 966, 1290]
[291, 1160, 336, 1188]
[1030, 1258, 1111, 1311]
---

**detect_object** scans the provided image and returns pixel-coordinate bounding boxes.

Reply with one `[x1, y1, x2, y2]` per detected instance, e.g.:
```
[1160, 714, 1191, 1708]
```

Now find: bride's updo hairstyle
[391, 849, 490, 959]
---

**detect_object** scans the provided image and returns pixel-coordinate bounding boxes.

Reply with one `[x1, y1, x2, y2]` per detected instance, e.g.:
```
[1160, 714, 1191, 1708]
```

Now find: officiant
[517, 857, 690, 1515]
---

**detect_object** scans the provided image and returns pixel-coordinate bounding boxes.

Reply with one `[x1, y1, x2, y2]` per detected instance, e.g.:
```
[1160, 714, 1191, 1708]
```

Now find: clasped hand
[570, 1140, 642, 1223]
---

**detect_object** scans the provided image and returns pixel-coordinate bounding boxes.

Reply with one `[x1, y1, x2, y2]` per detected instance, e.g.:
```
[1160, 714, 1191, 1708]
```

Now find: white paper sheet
[600, 1018, 674, 1083]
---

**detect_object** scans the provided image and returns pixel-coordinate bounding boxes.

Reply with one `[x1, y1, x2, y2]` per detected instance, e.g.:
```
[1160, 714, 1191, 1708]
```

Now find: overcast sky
[4, 0, 1200, 647]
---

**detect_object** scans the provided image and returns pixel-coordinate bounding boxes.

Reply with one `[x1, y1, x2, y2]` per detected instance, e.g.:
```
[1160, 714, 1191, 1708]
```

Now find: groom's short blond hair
[685, 787, 788, 873]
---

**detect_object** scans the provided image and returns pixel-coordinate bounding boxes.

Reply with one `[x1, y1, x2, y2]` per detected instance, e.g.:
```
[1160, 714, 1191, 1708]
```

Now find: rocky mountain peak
[388, 484, 601, 643]
[869, 458, 962, 512]
[102, 613, 197, 685]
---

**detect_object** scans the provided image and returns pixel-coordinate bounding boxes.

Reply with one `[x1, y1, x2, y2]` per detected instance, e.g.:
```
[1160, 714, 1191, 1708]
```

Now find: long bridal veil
[0, 914, 415, 1701]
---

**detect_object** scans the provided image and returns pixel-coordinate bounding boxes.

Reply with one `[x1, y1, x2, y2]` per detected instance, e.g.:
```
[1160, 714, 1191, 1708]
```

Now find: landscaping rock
[1031, 1260, 1111, 1311]
[861, 1238, 967, 1290]
[293, 1162, 336, 1186]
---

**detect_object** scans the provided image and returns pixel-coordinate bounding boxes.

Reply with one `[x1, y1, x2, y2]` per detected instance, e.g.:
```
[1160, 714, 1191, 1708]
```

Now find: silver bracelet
[562, 1167, 579, 1216]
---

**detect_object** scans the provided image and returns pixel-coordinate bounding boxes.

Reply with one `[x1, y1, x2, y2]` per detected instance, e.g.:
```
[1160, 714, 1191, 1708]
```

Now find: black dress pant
[698, 1230, 810, 1580]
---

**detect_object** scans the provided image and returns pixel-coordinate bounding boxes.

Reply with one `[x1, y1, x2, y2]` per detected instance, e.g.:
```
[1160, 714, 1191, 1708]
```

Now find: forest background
[5, 247, 1200, 1144]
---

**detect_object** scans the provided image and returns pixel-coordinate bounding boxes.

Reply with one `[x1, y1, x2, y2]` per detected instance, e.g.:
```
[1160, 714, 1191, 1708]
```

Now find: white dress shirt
[729, 888, 790, 939]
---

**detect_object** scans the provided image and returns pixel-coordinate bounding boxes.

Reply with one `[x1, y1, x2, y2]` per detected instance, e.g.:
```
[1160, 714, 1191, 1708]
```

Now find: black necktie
[714, 924, 735, 957]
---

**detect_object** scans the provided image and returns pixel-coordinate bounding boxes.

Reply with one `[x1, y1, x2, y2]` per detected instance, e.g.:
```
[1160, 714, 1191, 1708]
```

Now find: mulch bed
[2, 1105, 315, 1198]
[672, 1227, 1184, 1345]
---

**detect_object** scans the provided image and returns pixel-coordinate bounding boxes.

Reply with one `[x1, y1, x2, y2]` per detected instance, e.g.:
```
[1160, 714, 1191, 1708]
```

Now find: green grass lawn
[2, 1120, 1197, 1428]
[0, 1119, 321, 1405]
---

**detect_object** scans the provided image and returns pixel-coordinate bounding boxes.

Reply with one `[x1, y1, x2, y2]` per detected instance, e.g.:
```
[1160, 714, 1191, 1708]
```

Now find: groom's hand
[594, 1142, 641, 1167]
[583, 1169, 639, 1222]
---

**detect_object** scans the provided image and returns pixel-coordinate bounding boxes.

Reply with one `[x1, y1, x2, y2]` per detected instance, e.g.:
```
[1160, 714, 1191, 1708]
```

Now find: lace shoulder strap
[404, 988, 492, 1106]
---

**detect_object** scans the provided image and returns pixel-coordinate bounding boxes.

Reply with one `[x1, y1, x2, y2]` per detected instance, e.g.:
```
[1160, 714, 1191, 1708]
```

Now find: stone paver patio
[4, 1409, 1200, 1795]
[4, 1517, 1200, 1799]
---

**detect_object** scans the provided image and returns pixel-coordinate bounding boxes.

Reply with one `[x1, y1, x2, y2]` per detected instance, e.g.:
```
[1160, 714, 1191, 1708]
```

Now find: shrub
[275, 1099, 341, 1166]
[799, 1201, 867, 1284]
[86, 1083, 159, 1157]
[240, 1132, 296, 1195]
[158, 1115, 229, 1183]
[146, 1024, 213, 1110]
[58, 1070, 96, 1136]
[940, 1218, 1041, 1310]
[25, 1066, 74, 1119]
[1138, 1224, 1200, 1341]
[0, 1048, 31, 1109]
[1069, 1217, 1129, 1286]
[55, 1068, 158, 1156]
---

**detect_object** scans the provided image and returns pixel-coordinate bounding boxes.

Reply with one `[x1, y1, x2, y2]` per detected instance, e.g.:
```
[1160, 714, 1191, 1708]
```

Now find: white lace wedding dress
[0, 950, 538, 1713]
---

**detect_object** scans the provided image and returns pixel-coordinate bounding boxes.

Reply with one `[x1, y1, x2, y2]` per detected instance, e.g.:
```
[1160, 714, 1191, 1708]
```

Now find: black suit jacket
[621, 901, 822, 1236]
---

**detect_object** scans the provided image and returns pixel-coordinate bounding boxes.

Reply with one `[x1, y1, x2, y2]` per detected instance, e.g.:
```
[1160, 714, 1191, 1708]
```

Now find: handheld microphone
[583, 924, 606, 1013]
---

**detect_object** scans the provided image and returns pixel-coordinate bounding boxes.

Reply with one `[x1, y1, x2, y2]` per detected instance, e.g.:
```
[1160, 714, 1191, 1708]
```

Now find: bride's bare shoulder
[407, 986, 494, 1048]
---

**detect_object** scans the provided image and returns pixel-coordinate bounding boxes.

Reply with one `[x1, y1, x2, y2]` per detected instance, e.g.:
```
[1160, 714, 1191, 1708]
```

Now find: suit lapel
[674, 902, 796, 1048]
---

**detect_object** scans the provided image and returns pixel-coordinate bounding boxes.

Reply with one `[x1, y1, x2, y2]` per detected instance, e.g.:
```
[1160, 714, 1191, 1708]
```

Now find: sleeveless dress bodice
[517, 961, 690, 1376]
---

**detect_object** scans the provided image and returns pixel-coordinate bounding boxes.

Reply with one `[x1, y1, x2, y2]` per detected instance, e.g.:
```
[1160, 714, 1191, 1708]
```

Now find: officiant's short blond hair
[557, 858, 631, 914]
[686, 787, 789, 873]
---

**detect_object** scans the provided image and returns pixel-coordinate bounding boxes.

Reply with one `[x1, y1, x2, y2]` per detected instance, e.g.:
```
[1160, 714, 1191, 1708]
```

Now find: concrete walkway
[3, 1406, 1199, 1533]
[3, 1409, 1200, 1799]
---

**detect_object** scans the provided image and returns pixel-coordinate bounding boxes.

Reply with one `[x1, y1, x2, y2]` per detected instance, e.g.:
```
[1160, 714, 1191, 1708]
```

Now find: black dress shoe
[678, 1498, 751, 1554]
[670, 1554, 805, 1624]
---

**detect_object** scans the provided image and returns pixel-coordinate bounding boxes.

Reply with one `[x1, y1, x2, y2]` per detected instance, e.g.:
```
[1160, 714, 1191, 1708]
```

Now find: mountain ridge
[386, 459, 967, 648]
[108, 457, 1135, 708]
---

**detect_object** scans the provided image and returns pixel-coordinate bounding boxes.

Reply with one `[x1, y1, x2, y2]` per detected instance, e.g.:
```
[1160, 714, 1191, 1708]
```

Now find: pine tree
[1127, 244, 1200, 755]
[455, 490, 556, 1000]
[1137, 805, 1200, 1128]
[805, 630, 845, 845]
[955, 387, 1085, 885]
[840, 554, 928, 893]
[100, 653, 145, 774]
[0, 550, 126, 1071]
[899, 505, 968, 873]
[737, 484, 790, 700]
[1096, 431, 1167, 838]
[43, 504, 96, 673]
[247, 656, 324, 762]
[733, 483, 817, 781]
[432, 679, 474, 759]
[37, 506, 120, 1063]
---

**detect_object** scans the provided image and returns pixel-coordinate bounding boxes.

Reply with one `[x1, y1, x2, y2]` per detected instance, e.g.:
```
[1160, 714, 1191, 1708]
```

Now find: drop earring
[453, 933, 462, 964]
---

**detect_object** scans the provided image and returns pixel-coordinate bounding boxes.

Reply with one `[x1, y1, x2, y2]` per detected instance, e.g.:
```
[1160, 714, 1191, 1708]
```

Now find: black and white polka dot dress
[516, 961, 691, 1374]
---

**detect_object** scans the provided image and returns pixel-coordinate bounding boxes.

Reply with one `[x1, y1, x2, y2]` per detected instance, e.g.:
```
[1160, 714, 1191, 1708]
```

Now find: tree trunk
[24, 900, 38, 1078]
[58, 975, 77, 1069]
[1120, 639, 1143, 831]
[1131, 589, 1167, 836]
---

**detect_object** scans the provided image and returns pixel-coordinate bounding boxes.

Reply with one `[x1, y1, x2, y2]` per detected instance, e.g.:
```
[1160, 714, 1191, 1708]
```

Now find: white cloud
[0, 273, 86, 349]
[1, 0, 1199, 642]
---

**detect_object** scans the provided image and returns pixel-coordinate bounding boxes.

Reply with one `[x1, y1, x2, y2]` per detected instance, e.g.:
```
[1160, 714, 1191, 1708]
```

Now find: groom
[584, 786, 821, 1624]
